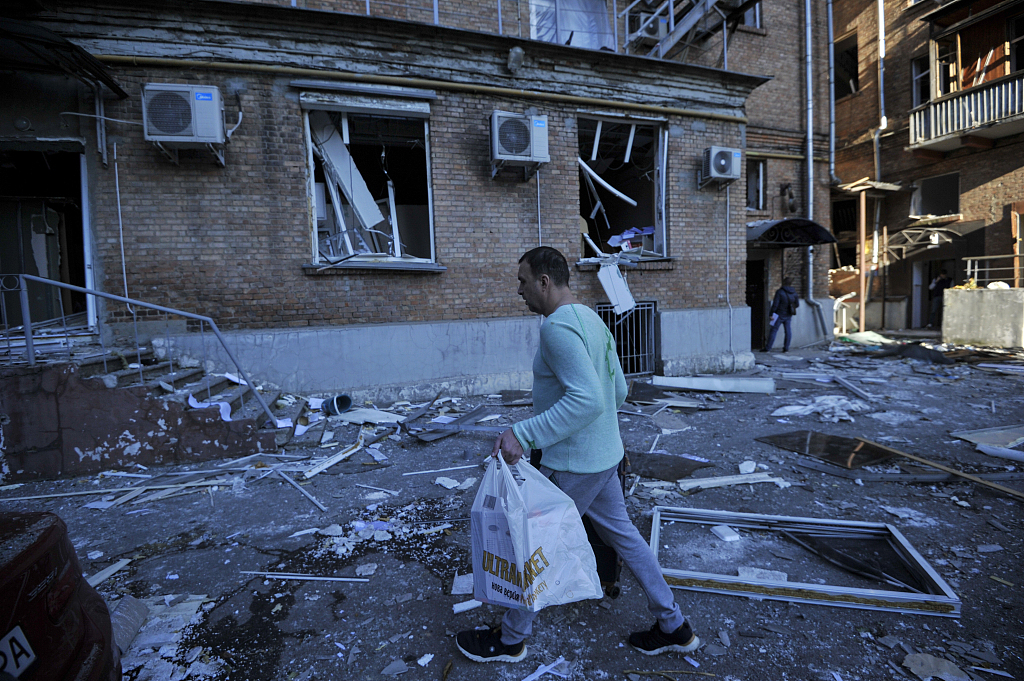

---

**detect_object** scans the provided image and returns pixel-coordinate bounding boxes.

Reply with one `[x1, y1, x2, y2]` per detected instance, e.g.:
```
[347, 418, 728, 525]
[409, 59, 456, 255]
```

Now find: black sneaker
[628, 621, 700, 655]
[456, 626, 527, 663]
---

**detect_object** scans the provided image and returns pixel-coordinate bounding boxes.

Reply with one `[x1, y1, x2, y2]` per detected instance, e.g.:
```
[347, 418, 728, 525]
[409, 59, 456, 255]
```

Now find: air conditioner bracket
[491, 160, 543, 181]
[697, 170, 735, 191]
[154, 142, 179, 166]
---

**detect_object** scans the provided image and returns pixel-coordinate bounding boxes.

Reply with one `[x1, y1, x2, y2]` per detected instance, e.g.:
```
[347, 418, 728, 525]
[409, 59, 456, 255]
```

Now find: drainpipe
[826, 0, 840, 184]
[804, 0, 828, 341]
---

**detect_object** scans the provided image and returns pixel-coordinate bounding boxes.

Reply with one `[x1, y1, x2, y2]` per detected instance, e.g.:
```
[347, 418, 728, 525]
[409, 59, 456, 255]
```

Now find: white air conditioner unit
[491, 111, 550, 165]
[142, 84, 225, 145]
[702, 146, 742, 181]
[635, 12, 669, 40]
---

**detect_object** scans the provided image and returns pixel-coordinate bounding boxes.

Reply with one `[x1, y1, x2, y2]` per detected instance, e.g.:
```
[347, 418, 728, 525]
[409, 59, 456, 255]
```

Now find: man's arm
[511, 318, 605, 453]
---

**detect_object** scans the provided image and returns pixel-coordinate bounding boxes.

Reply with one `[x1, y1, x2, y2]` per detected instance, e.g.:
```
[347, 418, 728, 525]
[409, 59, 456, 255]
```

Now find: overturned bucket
[325, 394, 352, 415]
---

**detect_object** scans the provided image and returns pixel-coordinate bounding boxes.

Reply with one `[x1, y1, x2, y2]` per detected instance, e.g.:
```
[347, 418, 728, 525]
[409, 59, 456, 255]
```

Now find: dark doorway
[746, 259, 767, 350]
[0, 150, 86, 328]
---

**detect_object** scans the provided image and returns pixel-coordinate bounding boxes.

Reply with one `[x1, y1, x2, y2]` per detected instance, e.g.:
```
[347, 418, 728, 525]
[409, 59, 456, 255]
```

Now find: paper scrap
[188, 395, 232, 421]
[451, 573, 474, 595]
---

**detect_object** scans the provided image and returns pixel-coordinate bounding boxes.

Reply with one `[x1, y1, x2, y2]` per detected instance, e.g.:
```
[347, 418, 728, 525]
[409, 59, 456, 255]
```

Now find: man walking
[764, 277, 799, 352]
[455, 246, 699, 663]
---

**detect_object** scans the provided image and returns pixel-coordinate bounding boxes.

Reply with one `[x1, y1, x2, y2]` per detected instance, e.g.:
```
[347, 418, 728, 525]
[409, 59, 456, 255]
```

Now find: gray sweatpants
[500, 464, 684, 645]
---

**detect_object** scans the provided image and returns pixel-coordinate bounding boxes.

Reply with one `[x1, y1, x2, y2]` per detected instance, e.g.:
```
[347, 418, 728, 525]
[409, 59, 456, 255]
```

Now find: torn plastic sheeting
[187, 394, 231, 421]
[770, 395, 869, 422]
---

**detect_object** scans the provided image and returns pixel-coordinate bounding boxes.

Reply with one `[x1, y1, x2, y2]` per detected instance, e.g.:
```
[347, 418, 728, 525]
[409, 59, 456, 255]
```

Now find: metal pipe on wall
[826, 0, 839, 184]
[803, 0, 828, 340]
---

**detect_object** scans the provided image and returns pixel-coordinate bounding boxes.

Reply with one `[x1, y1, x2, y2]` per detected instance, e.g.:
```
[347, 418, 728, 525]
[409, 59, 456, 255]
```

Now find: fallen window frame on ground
[649, 506, 961, 617]
[653, 375, 775, 394]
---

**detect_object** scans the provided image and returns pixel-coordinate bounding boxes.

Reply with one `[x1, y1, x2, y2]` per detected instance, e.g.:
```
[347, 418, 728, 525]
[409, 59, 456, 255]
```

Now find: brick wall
[88, 66, 749, 331]
[834, 0, 1024, 276]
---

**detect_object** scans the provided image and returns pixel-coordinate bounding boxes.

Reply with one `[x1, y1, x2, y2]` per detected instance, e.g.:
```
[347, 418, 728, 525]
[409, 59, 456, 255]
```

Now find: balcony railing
[910, 72, 1024, 146]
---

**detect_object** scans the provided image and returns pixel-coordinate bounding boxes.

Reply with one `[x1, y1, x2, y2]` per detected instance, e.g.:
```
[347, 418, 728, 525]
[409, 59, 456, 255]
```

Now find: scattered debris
[756, 431, 895, 469]
[710, 525, 740, 542]
[86, 558, 131, 587]
[240, 571, 369, 583]
[651, 507, 960, 616]
[381, 659, 409, 675]
[867, 411, 922, 426]
[902, 653, 970, 681]
[737, 567, 787, 582]
[452, 600, 482, 614]
[952, 424, 1024, 449]
[653, 375, 775, 394]
[770, 395, 869, 422]
[678, 472, 790, 492]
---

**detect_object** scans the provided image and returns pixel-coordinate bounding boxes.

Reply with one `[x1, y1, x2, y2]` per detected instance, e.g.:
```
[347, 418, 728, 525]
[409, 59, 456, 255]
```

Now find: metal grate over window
[596, 301, 656, 377]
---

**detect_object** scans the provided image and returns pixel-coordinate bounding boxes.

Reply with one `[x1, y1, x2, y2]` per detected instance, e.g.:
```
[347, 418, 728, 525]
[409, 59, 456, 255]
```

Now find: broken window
[739, 1, 762, 29]
[578, 117, 665, 259]
[530, 0, 614, 49]
[936, 40, 958, 96]
[835, 34, 859, 99]
[912, 55, 930, 108]
[746, 158, 765, 211]
[911, 173, 959, 217]
[306, 108, 434, 264]
[1011, 13, 1024, 73]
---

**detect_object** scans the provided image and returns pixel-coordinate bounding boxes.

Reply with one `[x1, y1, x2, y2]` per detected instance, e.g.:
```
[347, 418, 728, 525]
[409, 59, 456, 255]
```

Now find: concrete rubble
[2, 338, 1023, 680]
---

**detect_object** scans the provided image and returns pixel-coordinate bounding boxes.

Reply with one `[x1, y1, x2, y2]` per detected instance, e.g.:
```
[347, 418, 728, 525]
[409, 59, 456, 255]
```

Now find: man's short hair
[519, 246, 570, 287]
[782, 277, 793, 286]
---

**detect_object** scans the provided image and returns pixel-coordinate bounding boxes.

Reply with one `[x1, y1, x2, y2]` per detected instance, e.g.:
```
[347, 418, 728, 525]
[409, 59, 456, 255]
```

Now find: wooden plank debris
[858, 438, 1024, 501]
[653, 375, 775, 394]
[302, 430, 366, 479]
[87, 558, 132, 587]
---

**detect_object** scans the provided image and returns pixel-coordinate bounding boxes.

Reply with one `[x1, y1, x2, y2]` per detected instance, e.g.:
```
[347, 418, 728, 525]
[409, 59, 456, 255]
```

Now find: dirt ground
[5, 338, 1023, 681]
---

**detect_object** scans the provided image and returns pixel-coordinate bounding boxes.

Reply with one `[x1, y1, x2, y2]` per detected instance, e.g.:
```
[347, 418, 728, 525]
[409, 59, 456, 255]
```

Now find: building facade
[1, 0, 835, 401]
[832, 0, 1024, 330]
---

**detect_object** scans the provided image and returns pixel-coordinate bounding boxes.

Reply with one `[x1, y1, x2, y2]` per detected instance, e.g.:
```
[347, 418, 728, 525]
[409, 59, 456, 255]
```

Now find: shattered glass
[756, 430, 895, 469]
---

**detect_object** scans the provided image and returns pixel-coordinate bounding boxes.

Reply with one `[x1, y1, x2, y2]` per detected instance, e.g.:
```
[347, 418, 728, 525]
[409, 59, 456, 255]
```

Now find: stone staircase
[0, 341, 311, 482]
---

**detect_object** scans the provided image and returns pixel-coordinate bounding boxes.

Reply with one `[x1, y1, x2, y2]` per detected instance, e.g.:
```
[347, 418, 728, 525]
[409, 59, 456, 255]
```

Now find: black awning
[746, 218, 837, 248]
[0, 19, 128, 98]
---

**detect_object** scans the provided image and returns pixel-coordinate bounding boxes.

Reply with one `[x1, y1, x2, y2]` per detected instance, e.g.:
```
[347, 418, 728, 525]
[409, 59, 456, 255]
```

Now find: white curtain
[530, 0, 613, 50]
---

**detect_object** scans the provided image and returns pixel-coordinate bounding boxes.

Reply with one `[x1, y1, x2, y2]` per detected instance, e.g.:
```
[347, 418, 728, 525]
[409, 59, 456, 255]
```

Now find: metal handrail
[1, 273, 276, 425]
[963, 254, 1023, 288]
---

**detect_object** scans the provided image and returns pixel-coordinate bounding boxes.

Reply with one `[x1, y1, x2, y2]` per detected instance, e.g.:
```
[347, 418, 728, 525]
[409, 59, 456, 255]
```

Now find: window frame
[1011, 13, 1024, 73]
[911, 54, 931, 108]
[739, 1, 763, 30]
[576, 112, 668, 259]
[911, 172, 960, 217]
[746, 158, 766, 211]
[834, 33, 860, 100]
[299, 87, 440, 270]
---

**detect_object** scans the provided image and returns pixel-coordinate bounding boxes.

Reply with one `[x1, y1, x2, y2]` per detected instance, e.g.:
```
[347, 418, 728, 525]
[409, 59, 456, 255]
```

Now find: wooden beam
[857, 438, 1024, 501]
[912, 148, 945, 161]
[960, 135, 994, 149]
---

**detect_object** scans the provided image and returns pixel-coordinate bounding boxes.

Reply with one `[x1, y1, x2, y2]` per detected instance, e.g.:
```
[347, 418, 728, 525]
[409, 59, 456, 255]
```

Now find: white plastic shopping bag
[471, 457, 603, 612]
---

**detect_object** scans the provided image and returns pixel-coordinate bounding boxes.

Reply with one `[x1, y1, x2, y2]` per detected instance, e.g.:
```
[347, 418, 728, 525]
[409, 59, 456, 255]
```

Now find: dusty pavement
[3, 337, 1024, 681]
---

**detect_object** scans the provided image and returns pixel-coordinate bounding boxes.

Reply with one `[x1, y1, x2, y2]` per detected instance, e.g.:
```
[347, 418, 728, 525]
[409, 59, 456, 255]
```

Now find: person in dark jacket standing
[764, 277, 799, 352]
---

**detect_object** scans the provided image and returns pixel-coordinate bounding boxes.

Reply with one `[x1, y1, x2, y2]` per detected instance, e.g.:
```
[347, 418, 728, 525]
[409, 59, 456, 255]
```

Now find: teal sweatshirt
[511, 304, 628, 474]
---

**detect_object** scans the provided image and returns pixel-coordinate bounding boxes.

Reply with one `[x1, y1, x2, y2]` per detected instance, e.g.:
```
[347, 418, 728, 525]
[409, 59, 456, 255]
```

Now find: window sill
[576, 258, 675, 272]
[303, 260, 447, 273]
[735, 24, 767, 36]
